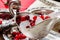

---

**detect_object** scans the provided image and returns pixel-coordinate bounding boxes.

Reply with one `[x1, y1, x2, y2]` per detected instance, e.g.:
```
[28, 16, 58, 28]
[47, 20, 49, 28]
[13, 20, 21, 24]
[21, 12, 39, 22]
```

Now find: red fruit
[40, 15, 44, 20]
[30, 22, 35, 26]
[14, 38, 19, 40]
[0, 19, 2, 24]
[33, 16, 37, 21]
[0, 13, 13, 20]
[15, 34, 20, 39]
[5, 5, 9, 8]
[25, 15, 30, 20]
[19, 34, 26, 39]
[26, 26, 30, 28]
[21, 16, 26, 21]
[29, 20, 32, 22]
[15, 33, 26, 39]
[12, 32, 20, 36]
[30, 20, 35, 26]
[45, 16, 50, 19]
[12, 32, 17, 36]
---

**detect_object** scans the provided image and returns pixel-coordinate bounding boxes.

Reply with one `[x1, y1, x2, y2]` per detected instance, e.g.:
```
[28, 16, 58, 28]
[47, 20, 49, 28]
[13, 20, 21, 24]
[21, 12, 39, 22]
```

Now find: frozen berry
[40, 15, 44, 20]
[45, 16, 50, 19]
[30, 21, 35, 26]
[14, 38, 19, 40]
[15, 33, 26, 39]
[20, 34, 26, 39]
[30, 22, 35, 26]
[12, 32, 20, 36]
[30, 20, 35, 26]
[12, 32, 17, 36]
[0, 13, 13, 20]
[0, 19, 2, 24]
[5, 5, 9, 8]
[26, 26, 30, 28]
[33, 16, 37, 21]
[31, 20, 35, 23]
[25, 15, 30, 20]
[21, 16, 26, 21]
[29, 20, 32, 22]
[15, 34, 20, 39]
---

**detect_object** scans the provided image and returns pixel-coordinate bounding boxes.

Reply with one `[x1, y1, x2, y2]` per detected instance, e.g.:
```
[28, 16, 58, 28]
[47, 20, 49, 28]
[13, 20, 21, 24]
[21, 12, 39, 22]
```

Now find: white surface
[42, 33, 60, 40]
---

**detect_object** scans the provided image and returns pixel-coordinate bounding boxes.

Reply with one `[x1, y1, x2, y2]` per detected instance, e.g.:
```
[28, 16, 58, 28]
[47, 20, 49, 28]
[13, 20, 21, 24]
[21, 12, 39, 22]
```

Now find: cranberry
[31, 20, 35, 23]
[20, 34, 26, 39]
[30, 20, 35, 26]
[15, 34, 20, 39]
[0, 13, 13, 20]
[40, 15, 44, 20]
[33, 16, 37, 21]
[25, 15, 30, 20]
[12, 32, 20, 36]
[30, 22, 35, 26]
[21, 16, 26, 21]
[14, 38, 19, 40]
[5, 5, 9, 8]
[26, 26, 30, 28]
[0, 19, 2, 24]
[45, 16, 50, 19]
[12, 32, 17, 36]
[15, 33, 26, 39]
[29, 20, 32, 22]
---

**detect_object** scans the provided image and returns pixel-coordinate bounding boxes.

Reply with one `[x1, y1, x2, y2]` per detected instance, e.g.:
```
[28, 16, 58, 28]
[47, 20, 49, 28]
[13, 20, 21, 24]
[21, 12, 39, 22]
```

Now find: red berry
[12, 32, 20, 36]
[21, 16, 26, 21]
[14, 38, 19, 40]
[40, 15, 44, 20]
[45, 16, 50, 19]
[19, 34, 26, 39]
[0, 19, 2, 24]
[26, 26, 30, 28]
[15, 34, 20, 39]
[30, 22, 35, 26]
[30, 20, 35, 26]
[5, 5, 9, 8]
[31, 20, 35, 23]
[29, 20, 32, 22]
[25, 15, 30, 20]
[12, 32, 17, 36]
[0, 13, 13, 20]
[33, 16, 37, 21]
[15, 33, 26, 39]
